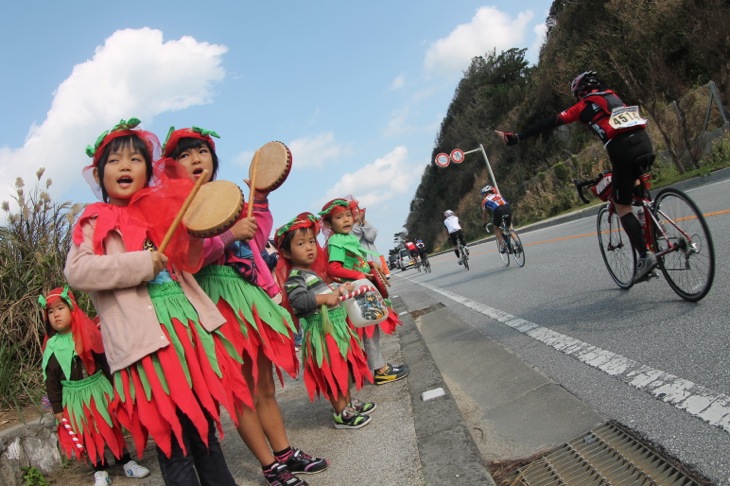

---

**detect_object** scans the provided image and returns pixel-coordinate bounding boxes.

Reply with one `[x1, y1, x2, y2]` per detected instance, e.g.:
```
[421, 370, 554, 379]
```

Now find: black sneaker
[284, 448, 328, 475]
[263, 462, 307, 486]
[349, 397, 377, 415]
[374, 363, 409, 385]
[333, 406, 371, 429]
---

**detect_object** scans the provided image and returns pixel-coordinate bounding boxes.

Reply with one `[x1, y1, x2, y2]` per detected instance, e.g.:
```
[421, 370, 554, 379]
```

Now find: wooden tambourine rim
[183, 180, 244, 238]
[369, 265, 389, 299]
[250, 141, 292, 192]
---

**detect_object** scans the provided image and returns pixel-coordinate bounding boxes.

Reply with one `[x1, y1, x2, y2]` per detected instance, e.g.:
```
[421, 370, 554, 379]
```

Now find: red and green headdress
[162, 126, 220, 158]
[82, 118, 161, 200]
[318, 198, 351, 220]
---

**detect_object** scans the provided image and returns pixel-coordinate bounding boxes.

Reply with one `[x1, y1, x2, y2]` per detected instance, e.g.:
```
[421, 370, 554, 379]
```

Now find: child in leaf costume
[40, 286, 150, 484]
[275, 213, 375, 429]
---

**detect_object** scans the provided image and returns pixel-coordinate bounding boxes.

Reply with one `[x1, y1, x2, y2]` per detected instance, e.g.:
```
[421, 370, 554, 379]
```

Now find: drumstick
[246, 149, 260, 218]
[338, 286, 376, 302]
[159, 169, 209, 254]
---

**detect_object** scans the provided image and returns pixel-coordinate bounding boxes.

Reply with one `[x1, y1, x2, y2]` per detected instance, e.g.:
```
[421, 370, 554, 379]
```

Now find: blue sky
[0, 0, 552, 253]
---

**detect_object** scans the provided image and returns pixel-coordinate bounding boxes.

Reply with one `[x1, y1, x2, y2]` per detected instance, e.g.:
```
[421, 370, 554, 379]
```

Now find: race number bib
[608, 106, 647, 129]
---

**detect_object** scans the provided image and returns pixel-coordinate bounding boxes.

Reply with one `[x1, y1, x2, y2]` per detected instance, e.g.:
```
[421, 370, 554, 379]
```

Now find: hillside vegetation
[404, 0, 730, 252]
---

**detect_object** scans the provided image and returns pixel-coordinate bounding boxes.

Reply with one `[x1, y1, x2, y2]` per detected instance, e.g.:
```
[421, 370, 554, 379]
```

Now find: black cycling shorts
[606, 129, 654, 205]
[448, 230, 465, 246]
[492, 204, 512, 227]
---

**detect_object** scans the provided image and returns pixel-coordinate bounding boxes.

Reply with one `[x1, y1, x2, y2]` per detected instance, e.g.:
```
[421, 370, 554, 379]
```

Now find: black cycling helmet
[570, 71, 601, 99]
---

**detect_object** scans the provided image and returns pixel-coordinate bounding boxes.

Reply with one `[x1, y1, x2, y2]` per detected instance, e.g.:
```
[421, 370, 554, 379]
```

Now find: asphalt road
[394, 176, 730, 484]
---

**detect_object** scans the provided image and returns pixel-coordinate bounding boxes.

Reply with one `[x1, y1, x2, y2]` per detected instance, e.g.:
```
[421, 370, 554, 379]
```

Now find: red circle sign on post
[450, 148, 465, 164]
[434, 153, 450, 167]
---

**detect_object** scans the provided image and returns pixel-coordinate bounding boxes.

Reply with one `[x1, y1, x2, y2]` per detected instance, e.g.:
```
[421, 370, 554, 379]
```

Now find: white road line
[418, 281, 730, 435]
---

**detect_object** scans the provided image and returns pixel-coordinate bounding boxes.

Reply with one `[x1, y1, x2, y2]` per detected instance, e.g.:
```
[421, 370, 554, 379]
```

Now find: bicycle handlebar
[573, 177, 601, 205]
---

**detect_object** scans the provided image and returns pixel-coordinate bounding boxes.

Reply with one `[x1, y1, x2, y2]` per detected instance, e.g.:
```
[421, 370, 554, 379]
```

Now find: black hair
[96, 135, 153, 203]
[168, 137, 219, 179]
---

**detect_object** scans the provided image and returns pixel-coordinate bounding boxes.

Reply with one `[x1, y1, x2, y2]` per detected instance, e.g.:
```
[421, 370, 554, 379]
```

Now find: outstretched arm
[496, 115, 562, 145]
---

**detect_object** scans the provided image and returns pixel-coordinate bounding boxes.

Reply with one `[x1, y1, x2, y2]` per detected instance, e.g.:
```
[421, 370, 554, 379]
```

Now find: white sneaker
[94, 471, 111, 486]
[124, 460, 151, 478]
[457, 258, 463, 265]
[634, 252, 658, 282]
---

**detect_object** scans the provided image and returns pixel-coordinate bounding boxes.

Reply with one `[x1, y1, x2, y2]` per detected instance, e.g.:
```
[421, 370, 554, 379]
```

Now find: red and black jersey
[518, 89, 647, 145]
[558, 90, 645, 144]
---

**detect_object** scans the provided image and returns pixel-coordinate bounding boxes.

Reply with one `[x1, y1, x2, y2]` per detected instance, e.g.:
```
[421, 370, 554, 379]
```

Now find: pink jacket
[202, 200, 280, 298]
[65, 217, 225, 373]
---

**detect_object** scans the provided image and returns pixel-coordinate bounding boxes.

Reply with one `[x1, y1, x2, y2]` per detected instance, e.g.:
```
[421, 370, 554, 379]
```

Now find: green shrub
[0, 169, 84, 411]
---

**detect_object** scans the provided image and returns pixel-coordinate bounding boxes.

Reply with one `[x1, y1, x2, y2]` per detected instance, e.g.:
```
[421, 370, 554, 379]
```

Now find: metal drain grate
[409, 302, 445, 318]
[505, 421, 700, 485]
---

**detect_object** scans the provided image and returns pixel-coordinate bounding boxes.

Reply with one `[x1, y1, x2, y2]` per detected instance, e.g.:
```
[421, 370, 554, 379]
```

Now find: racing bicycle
[489, 215, 525, 267]
[574, 172, 715, 302]
[457, 240, 470, 271]
[421, 253, 432, 273]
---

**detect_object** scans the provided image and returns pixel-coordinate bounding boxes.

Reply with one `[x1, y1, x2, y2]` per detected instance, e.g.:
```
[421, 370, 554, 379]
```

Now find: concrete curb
[392, 296, 496, 485]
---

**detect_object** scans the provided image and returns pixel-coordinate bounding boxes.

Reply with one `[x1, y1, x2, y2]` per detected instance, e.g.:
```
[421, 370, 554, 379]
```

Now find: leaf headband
[274, 213, 320, 249]
[318, 199, 350, 218]
[162, 126, 220, 157]
[85, 117, 142, 160]
[38, 285, 74, 310]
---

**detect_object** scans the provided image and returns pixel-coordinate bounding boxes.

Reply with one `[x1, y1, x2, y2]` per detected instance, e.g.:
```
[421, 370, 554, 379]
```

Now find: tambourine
[340, 279, 388, 328]
[250, 141, 292, 192]
[183, 180, 244, 238]
[369, 263, 390, 299]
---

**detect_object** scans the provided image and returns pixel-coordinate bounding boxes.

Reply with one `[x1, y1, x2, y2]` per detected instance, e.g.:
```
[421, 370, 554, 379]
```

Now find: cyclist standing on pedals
[443, 210, 468, 265]
[480, 185, 512, 254]
[495, 70, 657, 282]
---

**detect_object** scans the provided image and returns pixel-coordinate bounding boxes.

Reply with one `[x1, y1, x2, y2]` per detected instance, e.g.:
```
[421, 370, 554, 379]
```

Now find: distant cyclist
[480, 185, 512, 253]
[443, 210, 468, 265]
[495, 70, 657, 282]
[415, 239, 429, 266]
[404, 240, 419, 263]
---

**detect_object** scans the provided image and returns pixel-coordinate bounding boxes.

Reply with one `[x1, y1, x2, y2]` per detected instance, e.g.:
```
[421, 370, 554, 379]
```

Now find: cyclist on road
[404, 240, 419, 264]
[415, 239, 429, 266]
[495, 71, 657, 282]
[480, 185, 512, 253]
[443, 210, 468, 265]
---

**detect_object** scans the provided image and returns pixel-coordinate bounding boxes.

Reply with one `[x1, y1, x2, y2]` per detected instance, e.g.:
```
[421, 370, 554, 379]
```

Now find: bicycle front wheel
[510, 230, 525, 267]
[597, 206, 635, 289]
[652, 188, 715, 302]
[496, 238, 509, 266]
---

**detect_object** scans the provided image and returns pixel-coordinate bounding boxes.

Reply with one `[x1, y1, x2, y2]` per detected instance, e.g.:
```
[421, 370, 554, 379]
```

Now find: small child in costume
[319, 198, 410, 385]
[40, 286, 150, 486]
[274, 212, 375, 429]
[349, 198, 390, 280]
[162, 127, 326, 486]
[65, 118, 242, 485]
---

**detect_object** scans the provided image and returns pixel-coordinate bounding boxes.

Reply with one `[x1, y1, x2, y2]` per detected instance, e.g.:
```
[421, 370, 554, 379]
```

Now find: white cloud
[0, 27, 227, 209]
[286, 132, 348, 169]
[529, 21, 548, 65]
[390, 74, 406, 90]
[322, 146, 413, 209]
[424, 6, 534, 76]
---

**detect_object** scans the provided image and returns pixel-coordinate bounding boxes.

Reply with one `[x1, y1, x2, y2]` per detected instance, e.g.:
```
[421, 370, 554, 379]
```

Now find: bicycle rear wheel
[597, 206, 635, 289]
[423, 258, 431, 273]
[496, 237, 509, 266]
[460, 244, 470, 271]
[510, 230, 525, 267]
[652, 188, 715, 302]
